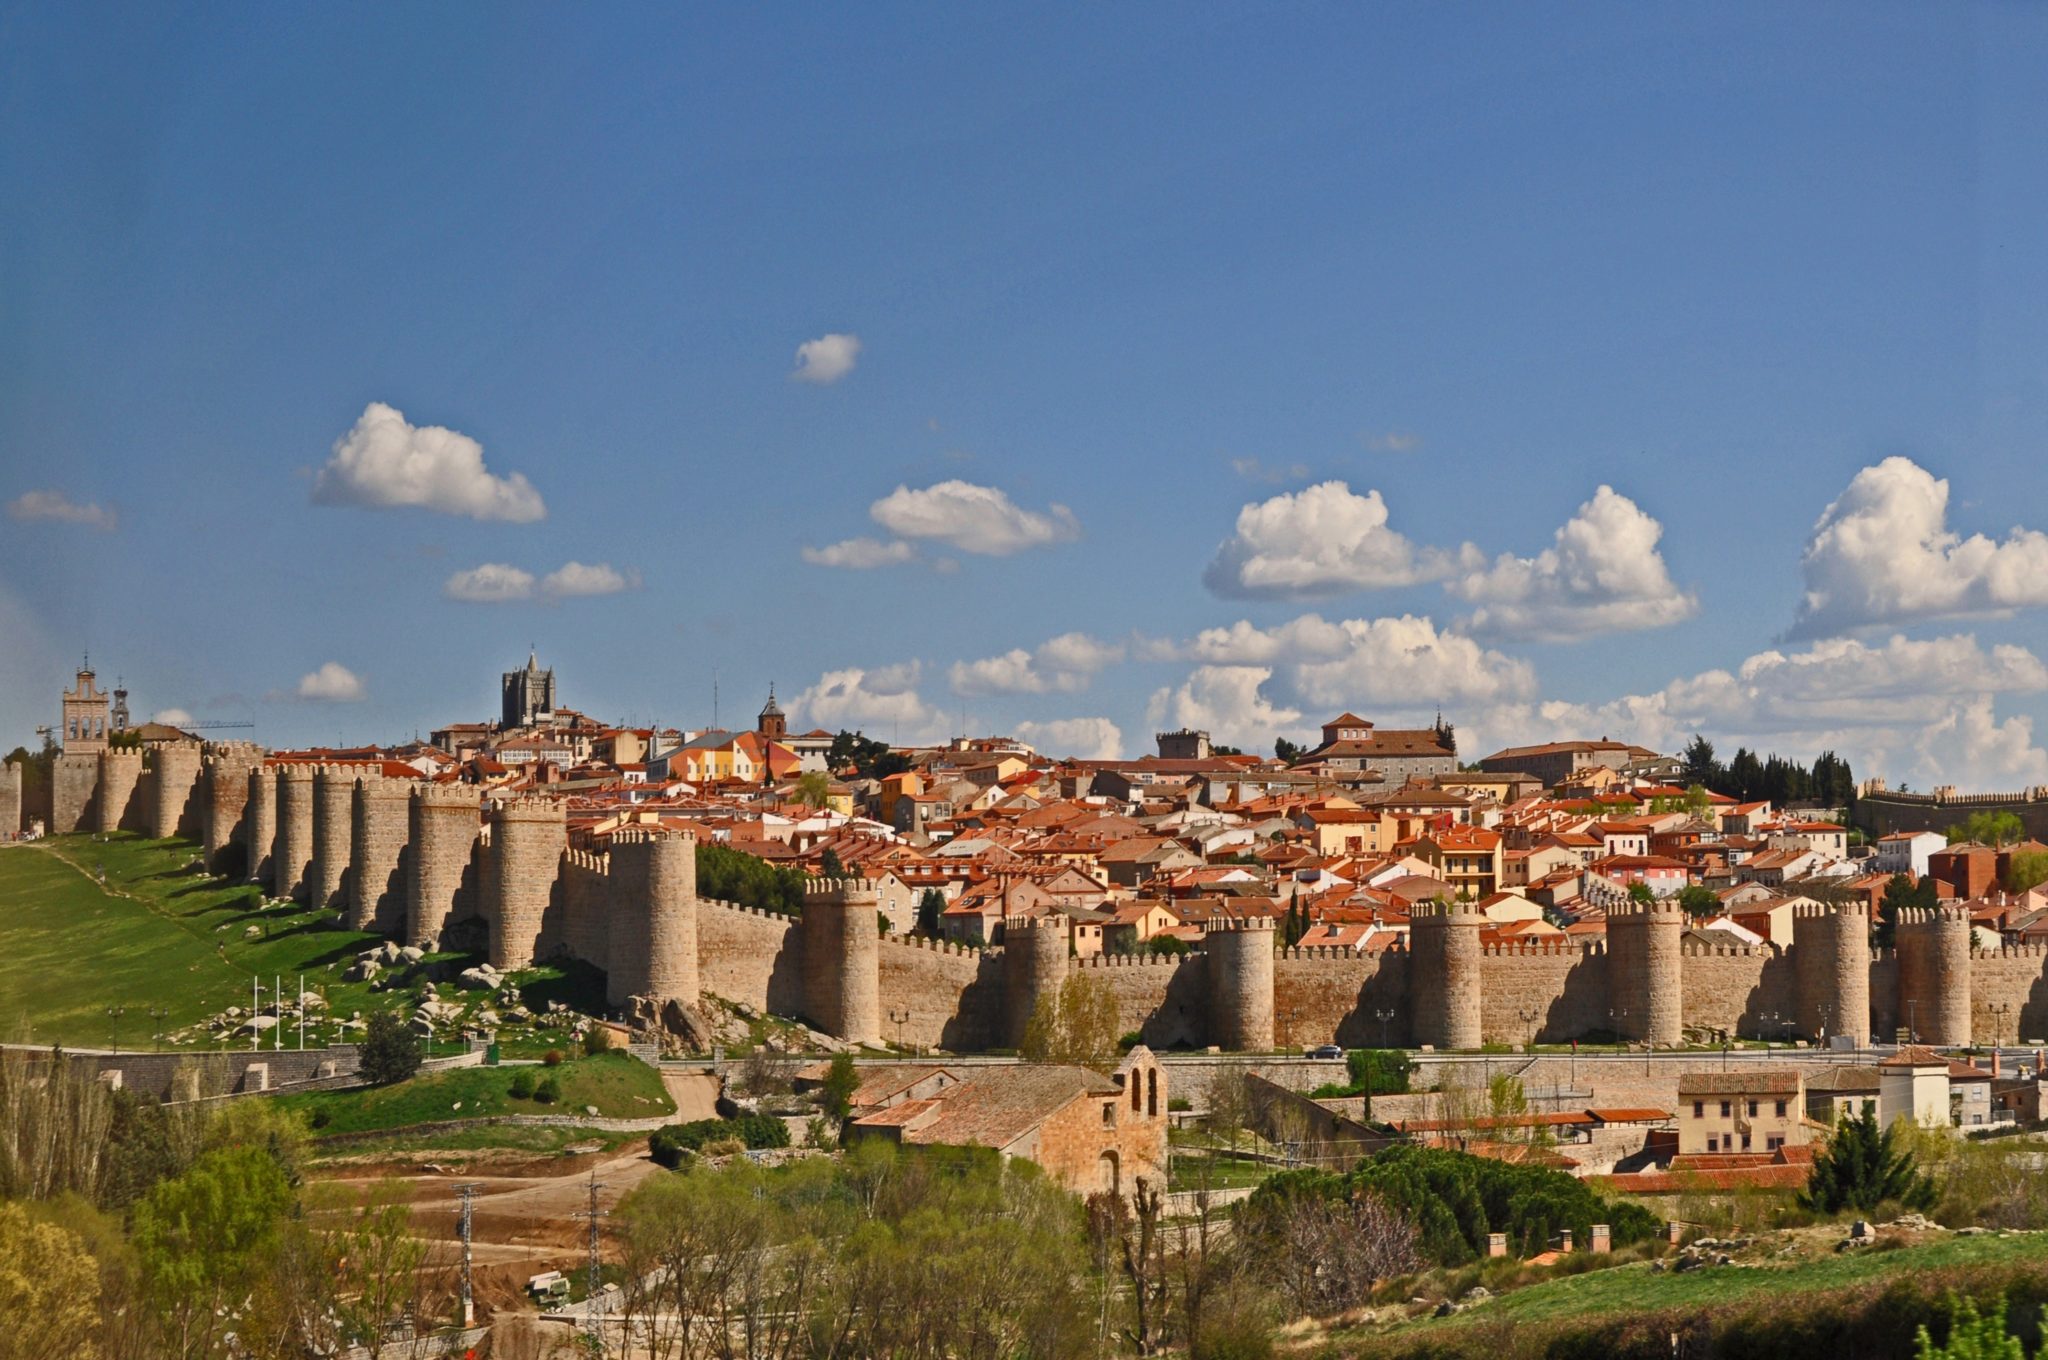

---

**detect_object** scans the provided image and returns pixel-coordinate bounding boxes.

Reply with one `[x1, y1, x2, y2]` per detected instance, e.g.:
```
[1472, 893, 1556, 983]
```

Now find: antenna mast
[574, 1171, 609, 1351]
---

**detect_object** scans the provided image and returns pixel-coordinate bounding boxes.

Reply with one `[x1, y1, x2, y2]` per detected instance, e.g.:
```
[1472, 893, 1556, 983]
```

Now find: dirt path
[660, 1070, 720, 1121]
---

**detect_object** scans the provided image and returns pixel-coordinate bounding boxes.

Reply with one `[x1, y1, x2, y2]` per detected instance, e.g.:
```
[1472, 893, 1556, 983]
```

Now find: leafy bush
[358, 1011, 422, 1086]
[703, 1137, 747, 1158]
[1309, 1049, 1411, 1100]
[542, 1049, 565, 1067]
[508, 1070, 535, 1100]
[649, 1115, 791, 1169]
[819, 1053, 858, 1121]
[696, 843, 807, 915]
[583, 1026, 612, 1056]
[1248, 1145, 1658, 1266]
[533, 1076, 561, 1105]
[307, 1105, 331, 1130]
[1169, 1097, 1192, 1112]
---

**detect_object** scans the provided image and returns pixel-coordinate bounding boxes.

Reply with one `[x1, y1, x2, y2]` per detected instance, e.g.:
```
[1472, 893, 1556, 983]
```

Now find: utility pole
[275, 974, 283, 1051]
[575, 1172, 608, 1353]
[454, 1183, 481, 1326]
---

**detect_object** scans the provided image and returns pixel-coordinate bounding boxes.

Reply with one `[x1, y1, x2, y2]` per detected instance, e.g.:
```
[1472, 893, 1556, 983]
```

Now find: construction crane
[181, 721, 255, 731]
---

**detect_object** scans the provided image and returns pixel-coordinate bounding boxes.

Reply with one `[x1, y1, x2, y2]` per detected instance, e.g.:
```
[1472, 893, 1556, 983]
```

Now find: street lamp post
[1991, 1003, 2011, 1057]
[148, 1005, 167, 1053]
[1907, 999, 1919, 1046]
[1608, 1007, 1627, 1054]
[888, 1004, 910, 1052]
[1374, 1007, 1396, 1051]
[105, 1004, 125, 1055]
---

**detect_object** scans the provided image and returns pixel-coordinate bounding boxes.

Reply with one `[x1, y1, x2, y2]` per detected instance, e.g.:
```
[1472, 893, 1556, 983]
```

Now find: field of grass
[275, 1051, 674, 1134]
[1331, 1231, 2048, 1358]
[0, 834, 394, 1046]
[0, 835, 617, 1056]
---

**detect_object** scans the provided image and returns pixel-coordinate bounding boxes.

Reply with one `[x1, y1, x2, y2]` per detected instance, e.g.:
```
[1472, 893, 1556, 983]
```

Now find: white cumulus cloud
[151, 708, 194, 727]
[1146, 666, 1308, 753]
[312, 402, 545, 522]
[1159, 613, 1534, 709]
[444, 561, 638, 602]
[790, 663, 947, 743]
[541, 561, 637, 597]
[444, 563, 537, 603]
[6, 489, 117, 531]
[1014, 717, 1124, 761]
[1471, 632, 2048, 791]
[869, 480, 1080, 556]
[802, 537, 917, 570]
[1203, 481, 1471, 600]
[949, 632, 1125, 696]
[1791, 456, 2048, 638]
[295, 662, 366, 703]
[792, 333, 862, 384]
[1448, 485, 1697, 640]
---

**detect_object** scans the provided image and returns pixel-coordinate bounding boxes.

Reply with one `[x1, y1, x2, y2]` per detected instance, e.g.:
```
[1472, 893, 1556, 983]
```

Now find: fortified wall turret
[607, 829, 699, 1010]
[1794, 901, 1872, 1047]
[274, 765, 316, 902]
[147, 743, 203, 841]
[349, 775, 413, 935]
[1409, 901, 1484, 1049]
[245, 764, 276, 888]
[802, 877, 881, 1046]
[96, 748, 144, 834]
[408, 783, 480, 950]
[1002, 914, 1068, 1048]
[486, 798, 566, 970]
[1898, 905, 1973, 1045]
[201, 743, 262, 874]
[310, 766, 357, 913]
[1607, 897, 1685, 1047]
[1206, 919, 1277, 1051]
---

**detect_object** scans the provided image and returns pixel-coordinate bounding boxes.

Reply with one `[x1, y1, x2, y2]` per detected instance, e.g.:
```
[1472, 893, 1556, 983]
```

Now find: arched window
[1131, 1077, 1140, 1112]
[1147, 1068, 1158, 1118]
[1098, 1151, 1120, 1196]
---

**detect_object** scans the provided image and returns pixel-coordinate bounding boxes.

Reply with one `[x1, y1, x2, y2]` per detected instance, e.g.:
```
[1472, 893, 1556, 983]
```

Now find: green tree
[133, 1146, 294, 1360]
[0, 1201, 103, 1360]
[820, 1052, 859, 1120]
[1681, 734, 1722, 790]
[696, 842, 808, 914]
[1952, 811, 2026, 847]
[1021, 974, 1123, 1071]
[1626, 879, 1655, 906]
[2006, 849, 2048, 894]
[357, 1011, 421, 1086]
[794, 769, 832, 809]
[915, 887, 945, 936]
[1274, 737, 1302, 765]
[1676, 884, 1720, 918]
[1800, 1106, 1936, 1216]
[1878, 873, 1939, 948]
[1916, 1293, 2024, 1360]
[818, 847, 847, 879]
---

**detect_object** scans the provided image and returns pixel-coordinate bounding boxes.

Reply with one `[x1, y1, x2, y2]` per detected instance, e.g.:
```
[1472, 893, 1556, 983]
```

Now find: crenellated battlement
[1606, 898, 1686, 922]
[1898, 905, 1974, 926]
[1073, 950, 1194, 970]
[1278, 944, 1367, 961]
[1680, 939, 1778, 959]
[890, 933, 983, 958]
[564, 848, 611, 875]
[805, 876, 879, 901]
[1410, 899, 1487, 921]
[1482, 938, 1588, 957]
[1204, 918, 1277, 935]
[701, 895, 800, 926]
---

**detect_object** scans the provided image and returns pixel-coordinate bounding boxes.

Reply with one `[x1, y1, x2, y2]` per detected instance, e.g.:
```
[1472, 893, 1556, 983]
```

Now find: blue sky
[5, 4, 2047, 787]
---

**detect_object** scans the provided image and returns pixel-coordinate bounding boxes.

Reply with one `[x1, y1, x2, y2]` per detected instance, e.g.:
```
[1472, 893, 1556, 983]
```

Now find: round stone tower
[1898, 904, 1973, 1045]
[201, 743, 262, 875]
[0, 757, 20, 838]
[607, 829, 700, 1010]
[350, 775, 413, 935]
[274, 765, 317, 903]
[1794, 901, 1871, 1047]
[148, 742, 203, 840]
[1408, 901, 1484, 1049]
[1002, 914, 1069, 1048]
[486, 798, 567, 971]
[802, 877, 882, 1046]
[1205, 919, 1277, 1051]
[1608, 898, 1685, 1047]
[311, 766, 357, 914]
[245, 764, 276, 889]
[95, 748, 144, 834]
[408, 782, 481, 950]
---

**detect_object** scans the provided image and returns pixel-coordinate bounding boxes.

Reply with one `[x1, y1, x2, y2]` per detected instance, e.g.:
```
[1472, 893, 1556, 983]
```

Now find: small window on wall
[1102, 1103, 1114, 1126]
[1147, 1068, 1158, 1118]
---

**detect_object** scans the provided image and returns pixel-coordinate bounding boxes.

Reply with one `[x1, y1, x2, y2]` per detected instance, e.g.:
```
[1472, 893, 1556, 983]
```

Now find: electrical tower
[574, 1172, 608, 1353]
[454, 1183, 481, 1326]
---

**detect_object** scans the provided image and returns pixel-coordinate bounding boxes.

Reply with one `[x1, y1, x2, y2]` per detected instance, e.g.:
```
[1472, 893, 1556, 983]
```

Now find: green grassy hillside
[276, 1052, 674, 1134]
